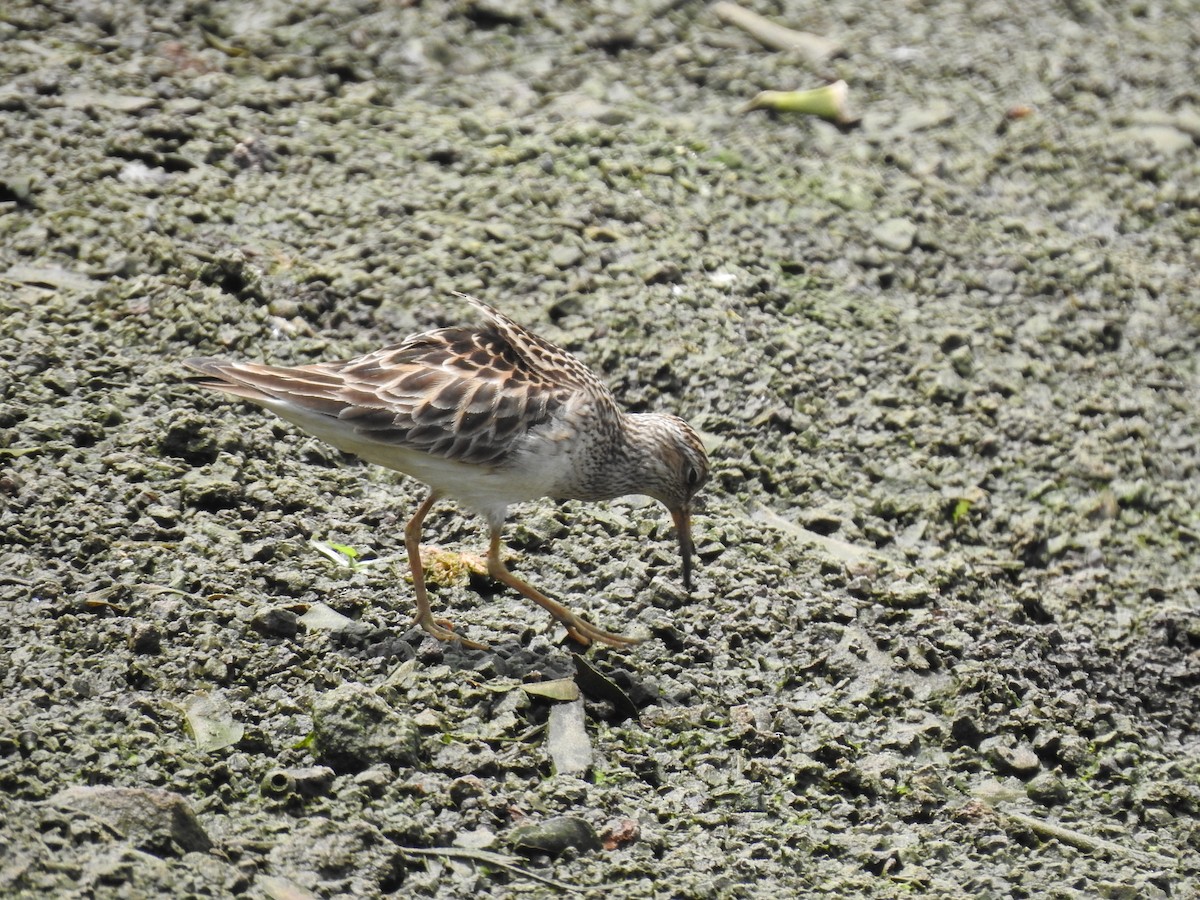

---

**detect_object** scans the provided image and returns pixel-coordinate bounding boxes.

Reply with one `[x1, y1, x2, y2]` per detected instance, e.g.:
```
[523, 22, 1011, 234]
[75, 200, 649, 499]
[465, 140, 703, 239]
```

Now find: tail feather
[183, 357, 277, 403]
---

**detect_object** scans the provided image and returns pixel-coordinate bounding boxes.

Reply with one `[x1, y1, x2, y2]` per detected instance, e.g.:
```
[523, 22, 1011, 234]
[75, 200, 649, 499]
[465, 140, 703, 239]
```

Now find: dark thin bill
[671, 506, 694, 592]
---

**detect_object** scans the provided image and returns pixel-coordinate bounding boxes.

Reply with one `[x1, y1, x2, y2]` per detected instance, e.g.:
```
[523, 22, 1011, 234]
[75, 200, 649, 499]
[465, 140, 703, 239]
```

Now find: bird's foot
[557, 611, 643, 648]
[413, 612, 489, 651]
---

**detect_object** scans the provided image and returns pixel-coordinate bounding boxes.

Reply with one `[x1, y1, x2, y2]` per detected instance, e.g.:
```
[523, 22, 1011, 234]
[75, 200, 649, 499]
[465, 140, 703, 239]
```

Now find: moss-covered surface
[1, 1, 1198, 896]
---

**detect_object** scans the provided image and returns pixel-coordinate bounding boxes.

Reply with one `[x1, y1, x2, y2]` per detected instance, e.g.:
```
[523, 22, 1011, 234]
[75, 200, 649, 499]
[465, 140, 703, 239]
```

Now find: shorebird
[184, 294, 708, 649]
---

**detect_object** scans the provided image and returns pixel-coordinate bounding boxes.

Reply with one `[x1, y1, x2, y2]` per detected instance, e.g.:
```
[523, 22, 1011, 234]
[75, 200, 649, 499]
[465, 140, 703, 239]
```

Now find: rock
[464, 0, 524, 26]
[47, 786, 211, 854]
[1026, 771, 1069, 806]
[267, 817, 404, 896]
[312, 683, 421, 772]
[947, 345, 975, 377]
[128, 622, 162, 655]
[251, 606, 300, 639]
[144, 505, 179, 526]
[927, 368, 968, 404]
[872, 218, 917, 252]
[549, 243, 583, 269]
[431, 739, 497, 776]
[889, 102, 956, 134]
[547, 699, 593, 776]
[983, 739, 1041, 777]
[261, 766, 336, 799]
[951, 716, 984, 748]
[180, 468, 242, 509]
[1109, 124, 1192, 157]
[510, 816, 601, 856]
[453, 826, 498, 849]
[642, 260, 684, 284]
[984, 267, 1017, 295]
[799, 506, 844, 535]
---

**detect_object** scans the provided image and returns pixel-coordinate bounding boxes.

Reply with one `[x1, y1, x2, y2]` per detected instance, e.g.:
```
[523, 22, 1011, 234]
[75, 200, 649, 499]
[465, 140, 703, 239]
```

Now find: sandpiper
[184, 294, 709, 649]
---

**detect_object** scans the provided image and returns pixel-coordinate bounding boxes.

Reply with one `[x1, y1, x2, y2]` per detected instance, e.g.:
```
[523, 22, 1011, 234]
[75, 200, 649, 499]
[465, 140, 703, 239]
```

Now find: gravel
[1, 0, 1198, 897]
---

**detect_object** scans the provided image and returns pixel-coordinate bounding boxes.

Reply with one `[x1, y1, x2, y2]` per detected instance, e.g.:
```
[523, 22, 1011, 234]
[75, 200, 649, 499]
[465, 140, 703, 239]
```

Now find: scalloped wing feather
[185, 310, 612, 468]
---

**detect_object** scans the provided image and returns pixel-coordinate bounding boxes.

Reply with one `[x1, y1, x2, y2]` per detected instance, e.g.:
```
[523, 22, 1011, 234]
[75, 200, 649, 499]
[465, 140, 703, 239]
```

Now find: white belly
[262, 399, 574, 525]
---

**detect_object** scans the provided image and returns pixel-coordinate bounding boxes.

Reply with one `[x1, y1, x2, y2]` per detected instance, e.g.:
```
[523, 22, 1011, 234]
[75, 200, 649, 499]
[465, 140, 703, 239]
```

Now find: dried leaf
[183, 692, 244, 752]
[298, 602, 354, 632]
[521, 678, 581, 702]
[573, 655, 638, 721]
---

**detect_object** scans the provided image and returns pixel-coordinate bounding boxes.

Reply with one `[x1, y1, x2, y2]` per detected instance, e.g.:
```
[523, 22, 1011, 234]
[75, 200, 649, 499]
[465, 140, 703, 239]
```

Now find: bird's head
[628, 413, 709, 591]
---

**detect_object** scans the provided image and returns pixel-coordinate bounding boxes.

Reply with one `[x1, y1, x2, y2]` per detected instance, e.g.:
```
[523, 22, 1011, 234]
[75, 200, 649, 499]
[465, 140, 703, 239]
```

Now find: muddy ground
[1, 0, 1198, 897]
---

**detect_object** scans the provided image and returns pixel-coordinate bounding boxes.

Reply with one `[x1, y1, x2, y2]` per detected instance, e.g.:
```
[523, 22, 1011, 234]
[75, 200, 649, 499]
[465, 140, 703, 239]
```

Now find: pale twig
[712, 2, 841, 64]
[399, 846, 584, 892]
[999, 809, 1175, 869]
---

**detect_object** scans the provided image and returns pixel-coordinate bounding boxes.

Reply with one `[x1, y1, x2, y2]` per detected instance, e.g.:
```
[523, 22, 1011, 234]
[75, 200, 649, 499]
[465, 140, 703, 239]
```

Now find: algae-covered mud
[1, 1, 1198, 896]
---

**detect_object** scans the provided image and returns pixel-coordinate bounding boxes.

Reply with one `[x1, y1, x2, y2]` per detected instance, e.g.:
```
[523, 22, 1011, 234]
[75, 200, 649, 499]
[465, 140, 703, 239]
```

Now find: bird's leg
[485, 529, 642, 648]
[405, 491, 487, 650]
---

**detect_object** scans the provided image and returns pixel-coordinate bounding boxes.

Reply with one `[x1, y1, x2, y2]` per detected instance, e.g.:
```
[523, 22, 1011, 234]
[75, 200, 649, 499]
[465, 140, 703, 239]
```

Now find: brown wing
[454, 293, 615, 398]
[186, 322, 580, 467]
[331, 325, 578, 465]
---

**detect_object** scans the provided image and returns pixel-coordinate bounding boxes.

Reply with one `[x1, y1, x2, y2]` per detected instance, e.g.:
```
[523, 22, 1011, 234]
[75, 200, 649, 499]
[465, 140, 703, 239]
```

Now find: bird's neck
[569, 412, 663, 502]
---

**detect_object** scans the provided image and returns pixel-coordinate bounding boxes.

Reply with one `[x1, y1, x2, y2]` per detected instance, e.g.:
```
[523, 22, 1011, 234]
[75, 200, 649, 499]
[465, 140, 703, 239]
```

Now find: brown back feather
[186, 301, 619, 468]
